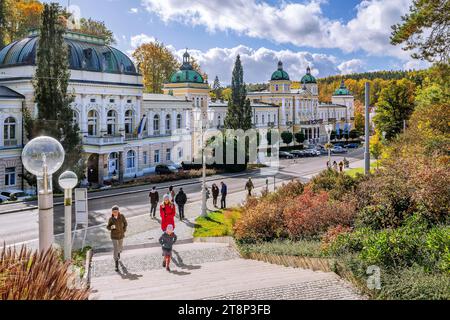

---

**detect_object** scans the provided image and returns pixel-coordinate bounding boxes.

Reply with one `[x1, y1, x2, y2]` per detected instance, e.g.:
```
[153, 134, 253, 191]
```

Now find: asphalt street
[0, 149, 363, 247]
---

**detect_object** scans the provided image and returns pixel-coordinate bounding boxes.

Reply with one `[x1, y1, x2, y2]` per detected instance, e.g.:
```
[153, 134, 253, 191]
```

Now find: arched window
[108, 152, 118, 175]
[4, 117, 16, 146]
[107, 110, 117, 135]
[87, 110, 98, 136]
[217, 115, 221, 126]
[165, 114, 171, 133]
[176, 114, 182, 129]
[126, 150, 136, 169]
[153, 114, 160, 134]
[268, 114, 271, 123]
[125, 110, 134, 134]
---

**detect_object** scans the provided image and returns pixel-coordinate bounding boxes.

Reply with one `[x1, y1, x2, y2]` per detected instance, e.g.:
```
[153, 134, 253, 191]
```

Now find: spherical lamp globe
[22, 136, 65, 176]
[58, 171, 78, 190]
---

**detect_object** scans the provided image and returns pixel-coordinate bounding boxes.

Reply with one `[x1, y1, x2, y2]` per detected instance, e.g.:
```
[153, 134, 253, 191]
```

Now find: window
[165, 114, 171, 133]
[153, 114, 160, 134]
[154, 150, 160, 163]
[176, 114, 182, 129]
[217, 115, 221, 126]
[5, 167, 15, 186]
[90, 98, 96, 103]
[107, 110, 117, 135]
[262, 114, 265, 124]
[143, 151, 148, 164]
[4, 117, 16, 145]
[255, 115, 258, 124]
[87, 110, 98, 136]
[127, 99, 132, 104]
[109, 99, 115, 103]
[72, 111, 79, 125]
[275, 85, 279, 91]
[166, 148, 171, 161]
[126, 150, 136, 169]
[125, 110, 134, 134]
[268, 114, 271, 123]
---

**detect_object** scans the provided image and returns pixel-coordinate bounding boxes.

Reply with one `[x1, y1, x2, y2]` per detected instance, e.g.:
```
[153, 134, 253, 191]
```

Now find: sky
[42, 0, 430, 84]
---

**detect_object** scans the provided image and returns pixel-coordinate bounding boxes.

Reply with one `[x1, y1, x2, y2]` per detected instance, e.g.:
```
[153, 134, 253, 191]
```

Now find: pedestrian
[211, 183, 219, 207]
[332, 161, 338, 171]
[339, 161, 344, 172]
[168, 185, 175, 202]
[106, 205, 128, 272]
[159, 224, 177, 272]
[160, 194, 176, 232]
[326, 160, 330, 168]
[149, 186, 159, 218]
[343, 157, 349, 168]
[175, 188, 187, 220]
[245, 177, 254, 196]
[220, 181, 227, 209]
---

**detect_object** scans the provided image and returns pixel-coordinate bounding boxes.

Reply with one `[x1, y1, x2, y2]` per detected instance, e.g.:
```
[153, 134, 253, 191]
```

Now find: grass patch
[237, 239, 329, 258]
[345, 161, 378, 178]
[193, 209, 241, 237]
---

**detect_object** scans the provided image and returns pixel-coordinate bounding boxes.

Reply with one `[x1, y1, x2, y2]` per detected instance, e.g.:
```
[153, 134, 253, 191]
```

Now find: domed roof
[0, 31, 138, 75]
[169, 50, 204, 84]
[300, 66, 317, 84]
[270, 61, 290, 81]
[333, 80, 351, 95]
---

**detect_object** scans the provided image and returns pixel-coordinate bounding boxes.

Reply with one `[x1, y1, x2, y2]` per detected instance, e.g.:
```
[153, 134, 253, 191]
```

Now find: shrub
[309, 169, 358, 200]
[238, 239, 326, 258]
[0, 246, 90, 300]
[283, 188, 357, 240]
[321, 225, 353, 252]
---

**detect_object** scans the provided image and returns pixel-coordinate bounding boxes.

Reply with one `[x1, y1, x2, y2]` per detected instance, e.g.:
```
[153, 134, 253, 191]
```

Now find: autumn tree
[391, 0, 450, 63]
[373, 79, 416, 140]
[76, 18, 115, 45]
[132, 41, 180, 93]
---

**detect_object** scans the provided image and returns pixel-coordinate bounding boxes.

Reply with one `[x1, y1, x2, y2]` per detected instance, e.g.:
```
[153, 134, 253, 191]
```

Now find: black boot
[115, 260, 119, 272]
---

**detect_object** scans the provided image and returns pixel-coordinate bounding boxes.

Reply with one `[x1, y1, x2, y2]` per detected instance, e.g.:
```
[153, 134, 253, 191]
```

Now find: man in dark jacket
[106, 205, 128, 272]
[220, 181, 227, 209]
[175, 188, 188, 220]
[149, 186, 159, 218]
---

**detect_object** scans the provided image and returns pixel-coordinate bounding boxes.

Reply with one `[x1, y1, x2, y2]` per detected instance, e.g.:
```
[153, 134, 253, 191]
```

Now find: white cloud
[129, 8, 139, 14]
[141, 0, 414, 61]
[338, 59, 365, 75]
[130, 33, 157, 49]
[403, 59, 431, 71]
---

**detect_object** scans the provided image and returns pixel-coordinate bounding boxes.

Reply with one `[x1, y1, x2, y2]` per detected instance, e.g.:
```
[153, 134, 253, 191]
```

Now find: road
[0, 149, 363, 247]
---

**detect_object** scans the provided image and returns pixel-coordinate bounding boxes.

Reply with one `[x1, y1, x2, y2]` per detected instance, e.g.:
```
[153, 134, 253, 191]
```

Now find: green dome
[333, 80, 351, 95]
[169, 50, 204, 84]
[300, 66, 316, 84]
[271, 61, 290, 80]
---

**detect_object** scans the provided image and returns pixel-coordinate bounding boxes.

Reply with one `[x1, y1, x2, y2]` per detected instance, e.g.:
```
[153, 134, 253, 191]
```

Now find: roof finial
[277, 60, 283, 70]
[306, 66, 311, 74]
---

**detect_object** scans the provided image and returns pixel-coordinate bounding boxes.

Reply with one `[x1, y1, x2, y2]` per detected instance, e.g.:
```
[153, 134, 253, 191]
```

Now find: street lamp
[194, 107, 214, 216]
[325, 124, 333, 167]
[22, 136, 65, 252]
[58, 170, 78, 261]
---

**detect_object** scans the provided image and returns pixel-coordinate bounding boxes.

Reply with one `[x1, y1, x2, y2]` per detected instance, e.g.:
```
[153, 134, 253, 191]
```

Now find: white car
[0, 189, 31, 201]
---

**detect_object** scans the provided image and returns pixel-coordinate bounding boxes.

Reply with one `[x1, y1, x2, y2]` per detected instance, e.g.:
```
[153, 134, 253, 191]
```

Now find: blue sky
[43, 0, 429, 84]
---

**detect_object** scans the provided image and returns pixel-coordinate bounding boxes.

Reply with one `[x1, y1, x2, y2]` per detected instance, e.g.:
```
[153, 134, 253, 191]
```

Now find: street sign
[74, 188, 88, 225]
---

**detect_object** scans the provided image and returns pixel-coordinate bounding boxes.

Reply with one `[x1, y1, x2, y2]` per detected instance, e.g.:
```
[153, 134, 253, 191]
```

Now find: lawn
[345, 161, 379, 178]
[193, 209, 241, 237]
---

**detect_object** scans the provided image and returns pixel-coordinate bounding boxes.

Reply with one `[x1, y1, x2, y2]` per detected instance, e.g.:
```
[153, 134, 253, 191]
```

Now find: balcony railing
[125, 133, 139, 141]
[83, 135, 124, 145]
[3, 139, 18, 147]
[165, 129, 172, 135]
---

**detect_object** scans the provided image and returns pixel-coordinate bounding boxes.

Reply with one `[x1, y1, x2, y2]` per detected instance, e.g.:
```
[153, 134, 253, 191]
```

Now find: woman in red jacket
[160, 194, 176, 231]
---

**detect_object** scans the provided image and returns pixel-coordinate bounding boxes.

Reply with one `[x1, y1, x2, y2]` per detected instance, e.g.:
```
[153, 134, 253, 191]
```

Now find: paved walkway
[90, 242, 364, 300]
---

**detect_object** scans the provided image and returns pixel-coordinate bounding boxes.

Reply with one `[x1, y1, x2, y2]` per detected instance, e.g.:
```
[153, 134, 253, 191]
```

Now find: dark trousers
[213, 196, 218, 207]
[178, 205, 185, 219]
[220, 195, 226, 209]
[150, 202, 157, 217]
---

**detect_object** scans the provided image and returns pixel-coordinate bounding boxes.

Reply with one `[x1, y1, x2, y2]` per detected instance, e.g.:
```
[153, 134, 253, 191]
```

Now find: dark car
[304, 149, 321, 157]
[345, 143, 360, 149]
[333, 142, 345, 147]
[279, 151, 294, 159]
[290, 150, 306, 158]
[155, 164, 177, 175]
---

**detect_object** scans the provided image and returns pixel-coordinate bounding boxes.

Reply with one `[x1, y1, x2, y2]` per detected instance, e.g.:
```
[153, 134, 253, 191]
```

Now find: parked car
[344, 143, 360, 149]
[290, 150, 306, 158]
[331, 146, 348, 154]
[333, 142, 345, 147]
[155, 164, 178, 174]
[0, 195, 9, 204]
[0, 189, 30, 201]
[304, 149, 321, 157]
[279, 151, 294, 159]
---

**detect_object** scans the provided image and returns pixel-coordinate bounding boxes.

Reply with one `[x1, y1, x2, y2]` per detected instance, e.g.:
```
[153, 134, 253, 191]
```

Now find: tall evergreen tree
[25, 3, 83, 187]
[225, 55, 252, 130]
[212, 75, 222, 101]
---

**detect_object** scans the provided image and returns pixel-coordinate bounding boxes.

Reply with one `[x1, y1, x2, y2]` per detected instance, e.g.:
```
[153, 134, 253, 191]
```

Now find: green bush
[238, 239, 327, 258]
[309, 169, 358, 200]
[377, 266, 450, 300]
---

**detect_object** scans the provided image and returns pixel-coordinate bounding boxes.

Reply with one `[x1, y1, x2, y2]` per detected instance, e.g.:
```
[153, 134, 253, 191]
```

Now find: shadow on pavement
[170, 269, 191, 276]
[118, 261, 143, 281]
[172, 250, 201, 271]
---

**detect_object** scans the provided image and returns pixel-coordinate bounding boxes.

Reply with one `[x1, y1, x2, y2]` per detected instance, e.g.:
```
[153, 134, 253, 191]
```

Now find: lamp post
[58, 171, 78, 261]
[22, 136, 65, 252]
[325, 123, 333, 167]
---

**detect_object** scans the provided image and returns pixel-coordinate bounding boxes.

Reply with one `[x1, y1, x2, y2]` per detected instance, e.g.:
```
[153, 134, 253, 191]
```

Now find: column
[118, 151, 124, 183]
[161, 110, 166, 134]
[80, 94, 88, 135]
[119, 96, 125, 135]
[98, 154, 104, 185]
[100, 95, 107, 136]
[295, 98, 300, 124]
[148, 110, 154, 136]
[185, 109, 191, 131]
[172, 109, 177, 133]
[281, 98, 286, 125]
[135, 97, 141, 135]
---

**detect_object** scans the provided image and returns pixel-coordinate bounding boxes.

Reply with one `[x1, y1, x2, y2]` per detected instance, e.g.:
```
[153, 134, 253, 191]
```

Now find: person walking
[175, 188, 187, 220]
[332, 161, 338, 171]
[149, 186, 159, 218]
[245, 177, 254, 197]
[168, 185, 175, 202]
[106, 205, 128, 272]
[338, 161, 344, 172]
[211, 183, 219, 207]
[220, 181, 227, 209]
[159, 224, 177, 272]
[160, 194, 176, 231]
